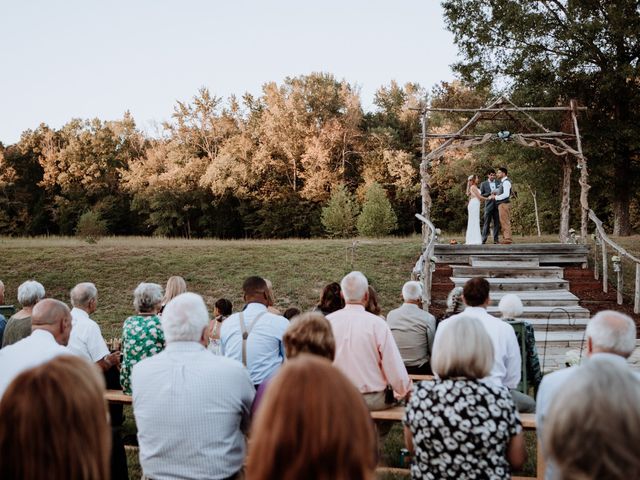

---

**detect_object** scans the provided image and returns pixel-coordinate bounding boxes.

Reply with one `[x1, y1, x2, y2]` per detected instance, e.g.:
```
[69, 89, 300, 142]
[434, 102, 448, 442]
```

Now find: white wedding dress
[465, 196, 482, 245]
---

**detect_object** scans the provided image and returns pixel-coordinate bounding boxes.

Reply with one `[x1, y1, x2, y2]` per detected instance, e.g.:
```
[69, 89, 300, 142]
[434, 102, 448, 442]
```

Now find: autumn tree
[442, 0, 640, 234]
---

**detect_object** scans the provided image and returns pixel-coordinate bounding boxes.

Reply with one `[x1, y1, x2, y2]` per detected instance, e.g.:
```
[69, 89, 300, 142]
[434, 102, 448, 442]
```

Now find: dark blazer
[480, 179, 500, 209]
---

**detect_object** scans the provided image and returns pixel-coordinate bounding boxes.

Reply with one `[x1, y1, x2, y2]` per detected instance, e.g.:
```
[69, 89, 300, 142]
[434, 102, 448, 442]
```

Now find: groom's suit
[480, 178, 501, 243]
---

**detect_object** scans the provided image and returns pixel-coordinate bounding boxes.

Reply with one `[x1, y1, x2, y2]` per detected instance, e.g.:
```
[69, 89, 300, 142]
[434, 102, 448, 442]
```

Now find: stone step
[451, 277, 569, 291]
[489, 290, 580, 307]
[470, 255, 539, 267]
[452, 265, 564, 279]
[488, 305, 590, 319]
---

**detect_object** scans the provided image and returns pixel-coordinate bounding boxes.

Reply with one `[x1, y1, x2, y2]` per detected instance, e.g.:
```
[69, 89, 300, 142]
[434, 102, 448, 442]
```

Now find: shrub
[75, 210, 108, 243]
[321, 184, 359, 237]
[357, 182, 397, 237]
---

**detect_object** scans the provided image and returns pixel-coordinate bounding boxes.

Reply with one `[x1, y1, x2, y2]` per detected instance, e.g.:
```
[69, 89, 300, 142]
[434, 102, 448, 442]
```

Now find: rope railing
[588, 210, 640, 314]
[414, 214, 438, 307]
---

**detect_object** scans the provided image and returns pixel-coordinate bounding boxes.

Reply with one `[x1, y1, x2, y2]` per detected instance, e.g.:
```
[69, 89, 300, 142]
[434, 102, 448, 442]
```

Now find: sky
[0, 0, 458, 145]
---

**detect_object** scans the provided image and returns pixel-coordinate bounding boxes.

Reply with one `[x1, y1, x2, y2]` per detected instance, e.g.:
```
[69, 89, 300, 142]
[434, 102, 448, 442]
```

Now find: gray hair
[17, 280, 46, 307]
[70, 282, 98, 308]
[545, 358, 640, 479]
[133, 282, 163, 313]
[445, 287, 464, 314]
[586, 310, 636, 357]
[161, 292, 209, 343]
[402, 281, 423, 302]
[498, 293, 523, 319]
[431, 315, 494, 379]
[340, 271, 369, 303]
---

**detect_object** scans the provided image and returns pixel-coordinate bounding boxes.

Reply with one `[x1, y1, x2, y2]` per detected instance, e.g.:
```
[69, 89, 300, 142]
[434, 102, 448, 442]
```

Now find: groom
[480, 169, 500, 244]
[491, 167, 513, 244]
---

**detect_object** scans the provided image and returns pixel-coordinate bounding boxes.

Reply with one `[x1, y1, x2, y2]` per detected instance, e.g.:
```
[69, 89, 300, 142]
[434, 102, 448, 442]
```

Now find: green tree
[75, 210, 108, 242]
[357, 182, 397, 237]
[321, 184, 359, 237]
[442, 0, 640, 235]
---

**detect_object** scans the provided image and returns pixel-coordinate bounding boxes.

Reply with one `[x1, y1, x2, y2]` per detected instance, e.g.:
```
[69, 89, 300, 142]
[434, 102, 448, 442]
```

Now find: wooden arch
[418, 96, 590, 244]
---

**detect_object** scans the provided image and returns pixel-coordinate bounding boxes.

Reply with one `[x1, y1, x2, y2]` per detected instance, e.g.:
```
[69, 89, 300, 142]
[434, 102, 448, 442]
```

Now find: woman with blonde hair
[465, 174, 486, 245]
[161, 276, 187, 313]
[0, 355, 110, 479]
[404, 315, 525, 479]
[248, 355, 377, 480]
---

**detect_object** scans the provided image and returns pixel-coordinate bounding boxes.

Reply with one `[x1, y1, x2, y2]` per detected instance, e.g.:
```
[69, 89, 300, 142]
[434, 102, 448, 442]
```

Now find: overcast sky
[0, 0, 458, 144]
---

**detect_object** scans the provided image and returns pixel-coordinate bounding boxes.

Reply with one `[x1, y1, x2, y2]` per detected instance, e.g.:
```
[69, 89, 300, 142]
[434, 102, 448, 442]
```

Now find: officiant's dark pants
[482, 202, 500, 243]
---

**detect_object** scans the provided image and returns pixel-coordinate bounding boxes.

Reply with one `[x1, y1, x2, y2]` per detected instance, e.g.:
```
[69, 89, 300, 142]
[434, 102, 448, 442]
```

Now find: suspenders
[238, 311, 267, 367]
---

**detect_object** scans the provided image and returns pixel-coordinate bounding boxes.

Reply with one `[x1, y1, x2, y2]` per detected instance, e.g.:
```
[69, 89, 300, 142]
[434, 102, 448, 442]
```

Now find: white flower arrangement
[612, 255, 622, 272]
[565, 349, 583, 367]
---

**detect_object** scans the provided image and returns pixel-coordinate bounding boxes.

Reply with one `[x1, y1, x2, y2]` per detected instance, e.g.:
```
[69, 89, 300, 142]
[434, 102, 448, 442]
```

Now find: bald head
[586, 310, 637, 358]
[32, 299, 72, 346]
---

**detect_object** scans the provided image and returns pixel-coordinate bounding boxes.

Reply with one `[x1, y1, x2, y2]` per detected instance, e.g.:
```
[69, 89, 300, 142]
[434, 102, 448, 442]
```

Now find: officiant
[480, 169, 500, 244]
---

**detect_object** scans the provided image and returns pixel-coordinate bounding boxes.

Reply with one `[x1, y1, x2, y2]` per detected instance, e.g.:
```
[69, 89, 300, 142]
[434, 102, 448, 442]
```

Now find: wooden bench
[106, 390, 543, 479]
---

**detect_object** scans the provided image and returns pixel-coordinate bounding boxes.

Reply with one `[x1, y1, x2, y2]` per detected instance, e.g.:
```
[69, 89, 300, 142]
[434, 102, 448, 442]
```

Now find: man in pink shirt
[327, 271, 412, 411]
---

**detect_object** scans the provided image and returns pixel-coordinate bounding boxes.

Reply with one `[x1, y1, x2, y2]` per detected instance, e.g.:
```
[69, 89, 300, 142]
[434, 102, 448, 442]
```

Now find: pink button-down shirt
[327, 304, 412, 396]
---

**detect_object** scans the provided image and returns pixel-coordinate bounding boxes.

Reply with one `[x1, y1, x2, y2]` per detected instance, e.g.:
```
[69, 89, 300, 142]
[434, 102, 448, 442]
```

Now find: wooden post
[635, 264, 640, 314]
[420, 111, 431, 247]
[593, 233, 599, 280]
[559, 157, 572, 242]
[570, 99, 590, 242]
[602, 241, 608, 293]
[617, 264, 623, 305]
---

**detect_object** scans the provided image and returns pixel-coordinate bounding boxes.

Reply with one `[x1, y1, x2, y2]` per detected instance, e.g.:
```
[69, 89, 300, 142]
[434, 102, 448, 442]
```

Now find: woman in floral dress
[404, 315, 526, 479]
[120, 282, 165, 394]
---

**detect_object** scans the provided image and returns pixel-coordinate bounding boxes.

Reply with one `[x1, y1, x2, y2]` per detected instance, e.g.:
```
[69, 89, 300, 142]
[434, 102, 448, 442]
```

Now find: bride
[465, 175, 486, 245]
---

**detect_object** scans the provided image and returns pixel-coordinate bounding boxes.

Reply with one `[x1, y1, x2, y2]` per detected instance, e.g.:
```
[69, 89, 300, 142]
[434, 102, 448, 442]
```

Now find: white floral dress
[120, 314, 165, 394]
[404, 378, 521, 479]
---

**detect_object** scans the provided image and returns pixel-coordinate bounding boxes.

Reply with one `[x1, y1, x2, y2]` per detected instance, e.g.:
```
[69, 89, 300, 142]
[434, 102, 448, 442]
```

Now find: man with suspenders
[220, 276, 289, 389]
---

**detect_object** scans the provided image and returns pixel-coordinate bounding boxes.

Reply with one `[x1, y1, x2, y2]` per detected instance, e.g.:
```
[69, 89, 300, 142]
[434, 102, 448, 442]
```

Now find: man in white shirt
[536, 310, 638, 480]
[491, 166, 513, 244]
[221, 276, 289, 387]
[133, 292, 254, 480]
[438, 277, 532, 411]
[387, 281, 436, 375]
[68, 282, 120, 371]
[0, 298, 72, 399]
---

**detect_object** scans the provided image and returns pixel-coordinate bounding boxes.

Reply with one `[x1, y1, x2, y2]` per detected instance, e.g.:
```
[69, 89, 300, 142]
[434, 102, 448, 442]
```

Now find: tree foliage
[442, 0, 640, 235]
[321, 184, 359, 237]
[357, 182, 398, 237]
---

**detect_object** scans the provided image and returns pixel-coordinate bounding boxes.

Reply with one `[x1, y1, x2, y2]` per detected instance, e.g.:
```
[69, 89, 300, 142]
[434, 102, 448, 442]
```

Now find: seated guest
[438, 286, 464, 324]
[0, 280, 6, 345]
[498, 293, 542, 393]
[440, 277, 532, 412]
[0, 355, 110, 480]
[120, 282, 165, 395]
[160, 275, 187, 313]
[208, 298, 232, 355]
[220, 276, 289, 388]
[2, 280, 45, 348]
[365, 285, 384, 318]
[327, 271, 411, 410]
[252, 311, 336, 414]
[283, 307, 300, 320]
[545, 359, 640, 480]
[315, 282, 344, 315]
[248, 355, 377, 480]
[68, 282, 121, 371]
[387, 281, 436, 375]
[264, 278, 281, 315]
[536, 310, 638, 479]
[0, 299, 71, 399]
[404, 315, 526, 479]
[133, 292, 254, 480]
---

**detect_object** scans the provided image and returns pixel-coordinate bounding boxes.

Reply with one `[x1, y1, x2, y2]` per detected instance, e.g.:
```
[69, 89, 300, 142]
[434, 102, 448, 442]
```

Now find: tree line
[1, 77, 638, 239]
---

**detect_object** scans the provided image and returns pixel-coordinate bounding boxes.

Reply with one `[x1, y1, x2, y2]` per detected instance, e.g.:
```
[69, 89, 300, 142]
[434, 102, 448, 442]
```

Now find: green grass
[0, 235, 422, 338]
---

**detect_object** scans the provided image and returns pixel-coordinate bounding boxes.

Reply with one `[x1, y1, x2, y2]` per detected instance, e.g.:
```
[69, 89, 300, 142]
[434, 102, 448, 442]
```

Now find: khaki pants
[498, 202, 512, 243]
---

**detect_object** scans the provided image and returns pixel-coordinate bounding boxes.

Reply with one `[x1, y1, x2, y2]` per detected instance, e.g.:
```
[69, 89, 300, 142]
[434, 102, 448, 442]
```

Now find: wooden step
[489, 290, 580, 307]
[452, 265, 564, 279]
[470, 255, 539, 267]
[535, 330, 587, 343]
[451, 277, 569, 291]
[435, 243, 589, 266]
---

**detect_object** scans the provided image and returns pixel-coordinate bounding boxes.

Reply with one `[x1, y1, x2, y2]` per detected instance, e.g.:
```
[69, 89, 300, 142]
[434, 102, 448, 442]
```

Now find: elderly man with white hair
[387, 281, 436, 375]
[327, 271, 411, 411]
[536, 310, 639, 480]
[2, 280, 46, 348]
[132, 292, 254, 480]
[68, 282, 121, 371]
